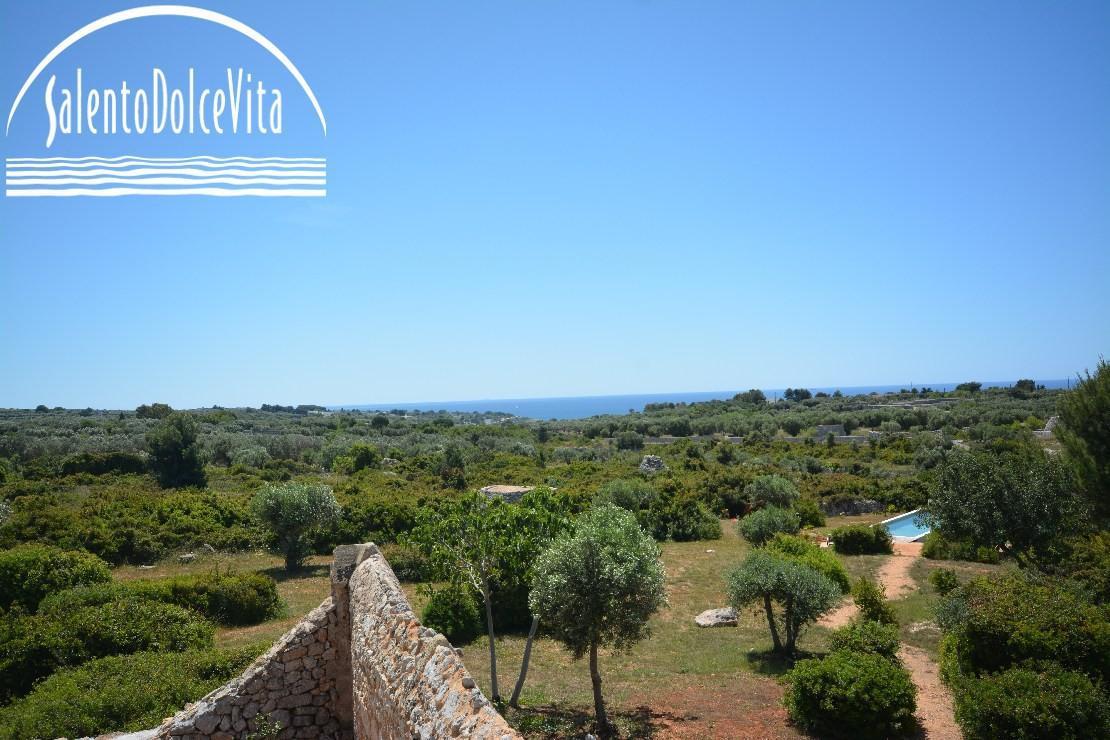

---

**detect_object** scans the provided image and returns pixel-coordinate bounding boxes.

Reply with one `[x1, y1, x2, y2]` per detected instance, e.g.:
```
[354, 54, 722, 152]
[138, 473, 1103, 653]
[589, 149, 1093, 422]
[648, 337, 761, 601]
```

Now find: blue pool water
[882, 510, 931, 540]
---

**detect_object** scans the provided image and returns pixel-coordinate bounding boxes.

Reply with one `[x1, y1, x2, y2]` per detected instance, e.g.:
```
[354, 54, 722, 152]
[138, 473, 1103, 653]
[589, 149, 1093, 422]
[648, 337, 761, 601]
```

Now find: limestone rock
[638, 455, 666, 474]
[695, 607, 738, 628]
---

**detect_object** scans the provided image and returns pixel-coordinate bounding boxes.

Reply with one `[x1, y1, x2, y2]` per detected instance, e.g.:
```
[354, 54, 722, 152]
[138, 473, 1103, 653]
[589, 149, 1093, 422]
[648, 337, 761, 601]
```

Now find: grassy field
[109, 519, 1006, 738]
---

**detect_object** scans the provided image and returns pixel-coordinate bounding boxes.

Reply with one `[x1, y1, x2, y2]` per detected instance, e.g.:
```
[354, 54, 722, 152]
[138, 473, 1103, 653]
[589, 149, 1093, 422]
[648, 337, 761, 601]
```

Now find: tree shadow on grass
[505, 703, 694, 739]
[259, 562, 330, 584]
[744, 648, 823, 677]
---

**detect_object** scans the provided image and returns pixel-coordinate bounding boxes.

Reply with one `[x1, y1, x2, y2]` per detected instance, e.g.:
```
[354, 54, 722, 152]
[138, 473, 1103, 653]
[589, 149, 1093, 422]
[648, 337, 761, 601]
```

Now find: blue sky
[1, 1, 1107, 409]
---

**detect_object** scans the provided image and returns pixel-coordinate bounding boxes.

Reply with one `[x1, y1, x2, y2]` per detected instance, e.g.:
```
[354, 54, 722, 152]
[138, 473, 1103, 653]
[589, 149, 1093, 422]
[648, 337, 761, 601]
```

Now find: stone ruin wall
[110, 544, 519, 740]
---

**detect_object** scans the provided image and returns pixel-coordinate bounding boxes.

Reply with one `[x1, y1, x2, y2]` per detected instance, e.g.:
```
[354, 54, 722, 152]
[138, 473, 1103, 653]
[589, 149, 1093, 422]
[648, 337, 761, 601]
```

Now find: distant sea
[331, 379, 1074, 421]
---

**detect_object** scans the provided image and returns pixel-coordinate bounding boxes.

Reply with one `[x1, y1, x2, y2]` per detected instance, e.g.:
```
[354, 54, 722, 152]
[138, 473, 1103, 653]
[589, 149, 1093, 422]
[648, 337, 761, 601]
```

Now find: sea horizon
[330, 378, 1075, 420]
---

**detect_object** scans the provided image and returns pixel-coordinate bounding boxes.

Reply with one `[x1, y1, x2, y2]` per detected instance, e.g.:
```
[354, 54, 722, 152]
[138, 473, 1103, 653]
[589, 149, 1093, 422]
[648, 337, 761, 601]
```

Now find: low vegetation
[0, 364, 1106, 736]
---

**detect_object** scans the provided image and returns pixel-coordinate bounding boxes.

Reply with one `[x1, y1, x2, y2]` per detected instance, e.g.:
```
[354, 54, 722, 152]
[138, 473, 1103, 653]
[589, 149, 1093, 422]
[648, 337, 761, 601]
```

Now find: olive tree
[250, 482, 341, 571]
[530, 505, 666, 735]
[737, 506, 801, 546]
[727, 550, 840, 653]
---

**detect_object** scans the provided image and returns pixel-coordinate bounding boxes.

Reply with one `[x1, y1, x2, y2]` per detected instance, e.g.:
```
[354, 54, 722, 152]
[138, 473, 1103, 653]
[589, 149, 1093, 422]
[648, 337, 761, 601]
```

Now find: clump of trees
[926, 447, 1078, 569]
[407, 489, 571, 703]
[529, 505, 666, 735]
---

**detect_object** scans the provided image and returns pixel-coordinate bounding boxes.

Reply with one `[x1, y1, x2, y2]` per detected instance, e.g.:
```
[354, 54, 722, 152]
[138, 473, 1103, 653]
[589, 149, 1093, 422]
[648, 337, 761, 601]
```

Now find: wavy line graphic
[7, 160, 325, 170]
[6, 177, 326, 186]
[6, 156, 325, 163]
[6, 167, 325, 177]
[6, 188, 327, 197]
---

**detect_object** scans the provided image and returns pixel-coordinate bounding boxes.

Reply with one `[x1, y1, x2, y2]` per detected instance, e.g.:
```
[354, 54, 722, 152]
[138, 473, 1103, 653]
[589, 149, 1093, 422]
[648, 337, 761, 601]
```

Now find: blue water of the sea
[331, 379, 1072, 420]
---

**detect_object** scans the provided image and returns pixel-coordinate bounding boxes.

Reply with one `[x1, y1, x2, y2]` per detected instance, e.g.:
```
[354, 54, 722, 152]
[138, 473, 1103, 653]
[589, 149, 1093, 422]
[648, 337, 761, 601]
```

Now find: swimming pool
[880, 509, 931, 541]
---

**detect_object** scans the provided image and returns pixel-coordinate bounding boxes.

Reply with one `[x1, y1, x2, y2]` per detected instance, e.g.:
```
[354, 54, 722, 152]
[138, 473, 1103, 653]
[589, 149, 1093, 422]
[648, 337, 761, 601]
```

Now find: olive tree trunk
[589, 639, 611, 735]
[509, 615, 540, 708]
[762, 594, 783, 652]
[481, 574, 499, 700]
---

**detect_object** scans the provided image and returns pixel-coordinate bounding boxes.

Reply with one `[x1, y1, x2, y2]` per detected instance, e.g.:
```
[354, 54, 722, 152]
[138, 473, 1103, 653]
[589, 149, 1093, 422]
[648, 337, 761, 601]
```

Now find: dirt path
[815, 543, 959, 738]
[818, 542, 922, 628]
[901, 645, 960, 739]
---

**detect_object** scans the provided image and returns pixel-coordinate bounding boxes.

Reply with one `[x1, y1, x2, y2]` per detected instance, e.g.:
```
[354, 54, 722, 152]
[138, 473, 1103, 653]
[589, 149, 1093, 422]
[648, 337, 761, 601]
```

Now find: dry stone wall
[347, 546, 520, 740]
[110, 544, 518, 740]
[142, 599, 342, 739]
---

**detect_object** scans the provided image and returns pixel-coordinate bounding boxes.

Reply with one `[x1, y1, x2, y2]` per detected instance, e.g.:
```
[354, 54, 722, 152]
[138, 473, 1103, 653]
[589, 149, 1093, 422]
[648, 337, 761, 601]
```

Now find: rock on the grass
[695, 607, 738, 628]
[639, 455, 666, 474]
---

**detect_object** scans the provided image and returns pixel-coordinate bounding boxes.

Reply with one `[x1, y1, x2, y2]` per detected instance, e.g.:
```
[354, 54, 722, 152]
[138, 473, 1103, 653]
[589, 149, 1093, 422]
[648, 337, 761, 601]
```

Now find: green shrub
[0, 599, 213, 700]
[0, 545, 111, 612]
[737, 507, 800, 546]
[59, 452, 148, 477]
[38, 572, 281, 626]
[828, 620, 901, 660]
[1059, 531, 1110, 604]
[792, 497, 826, 528]
[421, 586, 482, 645]
[929, 568, 959, 596]
[766, 534, 850, 593]
[952, 666, 1109, 740]
[655, 496, 722, 542]
[852, 577, 898, 625]
[830, 524, 893, 555]
[783, 650, 917, 739]
[744, 475, 800, 508]
[379, 543, 433, 582]
[941, 575, 1110, 683]
[0, 647, 259, 739]
[921, 531, 999, 563]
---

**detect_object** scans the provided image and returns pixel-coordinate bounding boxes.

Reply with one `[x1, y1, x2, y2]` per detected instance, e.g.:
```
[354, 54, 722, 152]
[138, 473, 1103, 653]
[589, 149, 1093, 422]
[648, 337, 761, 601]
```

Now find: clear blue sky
[1, 1, 1107, 409]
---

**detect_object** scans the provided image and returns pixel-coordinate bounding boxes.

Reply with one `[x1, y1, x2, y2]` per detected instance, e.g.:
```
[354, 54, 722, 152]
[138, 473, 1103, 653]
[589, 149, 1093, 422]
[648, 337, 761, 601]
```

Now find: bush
[737, 507, 801, 546]
[655, 496, 722, 542]
[59, 451, 147, 477]
[379, 544, 432, 582]
[952, 666, 1109, 740]
[421, 586, 482, 645]
[765, 534, 850, 593]
[744, 475, 800, 508]
[146, 413, 207, 489]
[940, 575, 1110, 683]
[852, 577, 898, 625]
[38, 572, 281, 626]
[830, 524, 893, 555]
[783, 650, 917, 739]
[1058, 531, 1110, 604]
[593, 479, 656, 512]
[921, 531, 999, 563]
[828, 620, 901, 660]
[0, 599, 213, 700]
[793, 497, 825, 528]
[929, 568, 959, 596]
[0, 647, 259, 738]
[0, 545, 111, 612]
